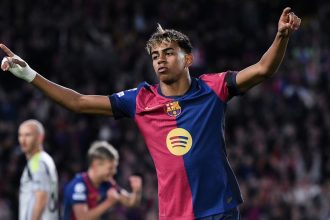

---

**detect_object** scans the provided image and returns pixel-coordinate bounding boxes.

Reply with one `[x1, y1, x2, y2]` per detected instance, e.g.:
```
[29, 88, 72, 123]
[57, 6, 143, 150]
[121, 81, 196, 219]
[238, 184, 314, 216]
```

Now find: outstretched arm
[236, 7, 301, 92]
[0, 44, 113, 116]
[32, 74, 112, 115]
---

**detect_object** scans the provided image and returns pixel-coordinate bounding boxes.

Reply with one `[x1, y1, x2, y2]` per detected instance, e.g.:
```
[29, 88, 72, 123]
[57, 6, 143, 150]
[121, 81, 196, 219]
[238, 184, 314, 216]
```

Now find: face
[151, 41, 191, 84]
[94, 159, 118, 181]
[18, 123, 43, 155]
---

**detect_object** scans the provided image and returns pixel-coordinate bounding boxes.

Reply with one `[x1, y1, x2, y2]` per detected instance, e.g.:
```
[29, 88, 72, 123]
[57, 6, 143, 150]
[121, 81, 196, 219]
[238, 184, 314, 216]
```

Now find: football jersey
[62, 172, 115, 220]
[19, 151, 59, 220]
[109, 71, 243, 219]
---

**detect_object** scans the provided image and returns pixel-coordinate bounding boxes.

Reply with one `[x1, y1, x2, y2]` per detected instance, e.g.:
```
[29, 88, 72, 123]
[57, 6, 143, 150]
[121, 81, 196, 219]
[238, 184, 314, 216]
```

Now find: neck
[26, 147, 42, 160]
[87, 169, 102, 188]
[159, 74, 191, 97]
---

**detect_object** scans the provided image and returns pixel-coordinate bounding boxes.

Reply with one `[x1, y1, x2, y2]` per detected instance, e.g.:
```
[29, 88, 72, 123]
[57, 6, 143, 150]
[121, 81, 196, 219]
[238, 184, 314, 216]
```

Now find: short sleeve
[69, 181, 88, 204]
[30, 161, 51, 192]
[199, 71, 241, 102]
[109, 88, 139, 119]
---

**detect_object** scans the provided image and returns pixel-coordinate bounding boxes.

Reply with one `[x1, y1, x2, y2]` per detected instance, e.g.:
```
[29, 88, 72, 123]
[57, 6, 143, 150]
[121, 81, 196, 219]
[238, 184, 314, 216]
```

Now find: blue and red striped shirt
[62, 173, 116, 220]
[110, 72, 243, 219]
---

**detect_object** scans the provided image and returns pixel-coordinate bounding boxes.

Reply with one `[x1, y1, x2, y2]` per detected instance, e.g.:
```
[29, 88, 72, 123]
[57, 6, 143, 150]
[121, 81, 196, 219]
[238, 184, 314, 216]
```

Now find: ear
[185, 53, 193, 68]
[38, 134, 45, 144]
[92, 159, 101, 168]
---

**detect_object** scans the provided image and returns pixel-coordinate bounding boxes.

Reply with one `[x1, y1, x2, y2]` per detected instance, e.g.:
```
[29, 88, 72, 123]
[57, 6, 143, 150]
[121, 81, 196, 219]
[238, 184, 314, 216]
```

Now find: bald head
[18, 119, 45, 157]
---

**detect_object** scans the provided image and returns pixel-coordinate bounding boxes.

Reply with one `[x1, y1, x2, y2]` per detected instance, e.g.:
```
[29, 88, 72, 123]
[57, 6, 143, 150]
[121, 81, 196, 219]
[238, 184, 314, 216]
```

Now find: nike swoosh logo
[145, 106, 162, 110]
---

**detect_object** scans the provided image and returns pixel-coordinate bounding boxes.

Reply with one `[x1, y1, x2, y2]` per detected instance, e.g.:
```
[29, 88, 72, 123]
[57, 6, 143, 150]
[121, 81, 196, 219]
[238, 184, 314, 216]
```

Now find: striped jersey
[62, 173, 116, 220]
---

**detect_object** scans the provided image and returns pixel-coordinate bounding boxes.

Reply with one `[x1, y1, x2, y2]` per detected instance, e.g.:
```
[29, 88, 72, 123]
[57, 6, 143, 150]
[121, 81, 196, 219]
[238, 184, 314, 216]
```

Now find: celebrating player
[1, 7, 301, 220]
[62, 141, 142, 220]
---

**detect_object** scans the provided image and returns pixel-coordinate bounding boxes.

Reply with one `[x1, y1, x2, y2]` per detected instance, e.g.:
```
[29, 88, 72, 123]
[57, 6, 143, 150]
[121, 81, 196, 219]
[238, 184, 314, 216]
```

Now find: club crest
[165, 101, 182, 117]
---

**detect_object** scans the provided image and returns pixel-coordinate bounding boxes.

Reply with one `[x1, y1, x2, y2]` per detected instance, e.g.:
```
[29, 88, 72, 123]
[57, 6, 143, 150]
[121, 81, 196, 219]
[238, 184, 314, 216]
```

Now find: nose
[157, 53, 166, 65]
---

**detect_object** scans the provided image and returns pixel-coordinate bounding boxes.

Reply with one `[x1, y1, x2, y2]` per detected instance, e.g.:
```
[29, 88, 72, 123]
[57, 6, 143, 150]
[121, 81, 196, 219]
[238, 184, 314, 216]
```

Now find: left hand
[278, 7, 301, 37]
[129, 175, 142, 193]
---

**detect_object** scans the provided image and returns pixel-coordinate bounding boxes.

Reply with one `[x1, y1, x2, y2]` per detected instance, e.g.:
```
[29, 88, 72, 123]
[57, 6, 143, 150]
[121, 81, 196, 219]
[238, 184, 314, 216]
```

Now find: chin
[104, 175, 112, 181]
[159, 76, 176, 85]
[20, 147, 29, 154]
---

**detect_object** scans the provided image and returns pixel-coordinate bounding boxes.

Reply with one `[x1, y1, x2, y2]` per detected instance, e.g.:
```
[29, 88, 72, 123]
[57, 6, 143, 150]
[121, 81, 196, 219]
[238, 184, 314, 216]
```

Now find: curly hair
[146, 24, 193, 54]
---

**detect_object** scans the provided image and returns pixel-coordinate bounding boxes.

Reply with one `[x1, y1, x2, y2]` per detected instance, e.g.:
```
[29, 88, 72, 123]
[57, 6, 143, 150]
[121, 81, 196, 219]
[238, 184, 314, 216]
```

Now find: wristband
[1, 55, 37, 83]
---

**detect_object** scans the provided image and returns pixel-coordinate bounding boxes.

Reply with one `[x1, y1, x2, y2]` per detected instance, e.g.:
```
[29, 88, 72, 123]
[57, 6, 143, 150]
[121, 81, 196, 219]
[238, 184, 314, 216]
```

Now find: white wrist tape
[1, 55, 37, 83]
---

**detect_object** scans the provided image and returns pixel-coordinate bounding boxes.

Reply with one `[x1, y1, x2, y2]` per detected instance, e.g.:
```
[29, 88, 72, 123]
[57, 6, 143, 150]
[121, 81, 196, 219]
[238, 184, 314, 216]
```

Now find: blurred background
[0, 0, 329, 219]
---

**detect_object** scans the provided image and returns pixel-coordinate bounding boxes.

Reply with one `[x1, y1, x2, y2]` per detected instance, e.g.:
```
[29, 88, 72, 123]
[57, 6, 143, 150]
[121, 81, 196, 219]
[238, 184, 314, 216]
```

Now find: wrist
[132, 189, 142, 194]
[276, 31, 290, 39]
[2, 55, 37, 83]
[105, 198, 117, 206]
[21, 64, 37, 82]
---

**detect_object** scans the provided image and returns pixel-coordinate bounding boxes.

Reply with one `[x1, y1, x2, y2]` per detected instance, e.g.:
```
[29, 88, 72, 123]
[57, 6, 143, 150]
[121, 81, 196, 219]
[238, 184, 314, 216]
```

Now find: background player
[1, 7, 300, 220]
[62, 141, 142, 220]
[18, 119, 58, 220]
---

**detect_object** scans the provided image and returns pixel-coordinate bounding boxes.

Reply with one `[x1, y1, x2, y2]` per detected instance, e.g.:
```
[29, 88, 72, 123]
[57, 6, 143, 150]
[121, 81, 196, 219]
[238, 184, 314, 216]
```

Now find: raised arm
[236, 7, 301, 92]
[0, 44, 113, 116]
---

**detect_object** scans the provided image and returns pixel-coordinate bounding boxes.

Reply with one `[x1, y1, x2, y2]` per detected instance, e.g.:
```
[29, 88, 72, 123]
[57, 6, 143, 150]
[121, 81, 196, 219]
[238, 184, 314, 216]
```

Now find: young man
[1, 7, 301, 220]
[18, 119, 58, 220]
[62, 141, 142, 220]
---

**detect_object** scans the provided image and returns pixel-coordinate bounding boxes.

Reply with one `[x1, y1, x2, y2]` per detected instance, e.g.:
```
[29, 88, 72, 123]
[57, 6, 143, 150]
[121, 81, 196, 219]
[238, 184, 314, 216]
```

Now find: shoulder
[110, 81, 156, 104]
[30, 151, 57, 178]
[134, 82, 164, 109]
[65, 174, 86, 194]
[66, 174, 85, 189]
[39, 151, 56, 168]
[125, 81, 157, 97]
[135, 81, 159, 98]
[114, 82, 152, 96]
[64, 174, 88, 203]
[199, 72, 227, 82]
[28, 152, 44, 173]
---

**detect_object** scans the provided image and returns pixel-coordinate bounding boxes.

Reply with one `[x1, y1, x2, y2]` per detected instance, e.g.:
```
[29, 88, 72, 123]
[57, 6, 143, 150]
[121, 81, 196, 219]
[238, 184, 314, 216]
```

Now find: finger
[290, 15, 299, 29]
[1, 62, 10, 71]
[0, 44, 14, 57]
[292, 15, 299, 29]
[289, 12, 295, 25]
[293, 18, 301, 30]
[297, 18, 302, 27]
[1, 58, 10, 71]
[288, 12, 295, 29]
[12, 58, 27, 67]
[282, 7, 291, 16]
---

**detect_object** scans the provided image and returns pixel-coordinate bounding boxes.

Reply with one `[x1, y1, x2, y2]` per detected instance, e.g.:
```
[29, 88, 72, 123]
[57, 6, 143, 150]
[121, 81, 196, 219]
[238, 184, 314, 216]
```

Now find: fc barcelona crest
[165, 101, 182, 117]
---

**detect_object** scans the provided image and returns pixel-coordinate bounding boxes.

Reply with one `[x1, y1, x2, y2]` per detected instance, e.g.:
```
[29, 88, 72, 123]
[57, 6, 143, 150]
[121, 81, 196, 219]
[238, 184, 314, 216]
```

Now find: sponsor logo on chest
[166, 128, 193, 156]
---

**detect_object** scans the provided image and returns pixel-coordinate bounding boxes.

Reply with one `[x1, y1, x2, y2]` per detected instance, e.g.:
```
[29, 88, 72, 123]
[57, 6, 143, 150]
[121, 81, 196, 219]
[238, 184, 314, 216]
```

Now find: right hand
[277, 7, 301, 37]
[106, 188, 119, 205]
[0, 44, 37, 82]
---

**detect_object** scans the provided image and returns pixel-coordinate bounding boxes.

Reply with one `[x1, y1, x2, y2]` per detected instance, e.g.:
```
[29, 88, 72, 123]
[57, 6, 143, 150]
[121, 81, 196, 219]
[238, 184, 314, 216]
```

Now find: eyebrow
[151, 47, 174, 55]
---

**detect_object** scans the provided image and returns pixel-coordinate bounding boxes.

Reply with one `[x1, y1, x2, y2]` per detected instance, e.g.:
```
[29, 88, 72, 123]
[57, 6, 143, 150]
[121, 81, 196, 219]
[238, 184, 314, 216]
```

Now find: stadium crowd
[0, 0, 329, 219]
